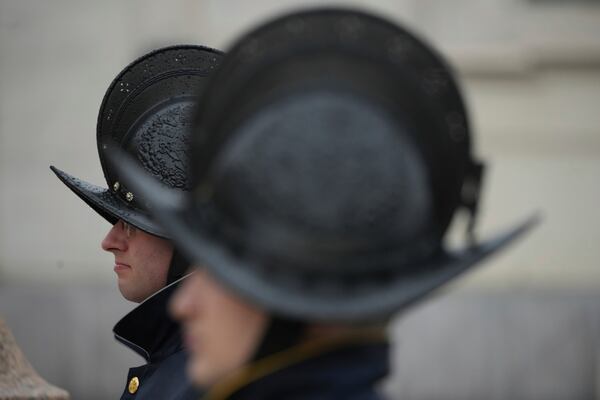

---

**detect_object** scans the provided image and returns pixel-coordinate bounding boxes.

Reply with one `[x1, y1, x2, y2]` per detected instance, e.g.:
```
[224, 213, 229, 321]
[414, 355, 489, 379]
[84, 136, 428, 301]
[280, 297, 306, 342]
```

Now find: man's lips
[114, 262, 131, 272]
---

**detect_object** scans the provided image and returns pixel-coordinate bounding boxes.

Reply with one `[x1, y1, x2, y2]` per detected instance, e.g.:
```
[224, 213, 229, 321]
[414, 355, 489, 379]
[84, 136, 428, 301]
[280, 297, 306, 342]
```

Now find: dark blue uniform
[204, 336, 389, 400]
[113, 279, 201, 400]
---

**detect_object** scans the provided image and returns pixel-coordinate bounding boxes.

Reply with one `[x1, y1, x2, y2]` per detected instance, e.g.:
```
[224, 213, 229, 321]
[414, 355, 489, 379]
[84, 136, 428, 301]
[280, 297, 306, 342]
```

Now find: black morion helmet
[51, 45, 223, 238]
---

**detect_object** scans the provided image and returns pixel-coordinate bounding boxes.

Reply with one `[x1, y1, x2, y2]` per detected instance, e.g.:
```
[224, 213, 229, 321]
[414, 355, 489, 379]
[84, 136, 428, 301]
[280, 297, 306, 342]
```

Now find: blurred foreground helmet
[111, 9, 538, 321]
[51, 45, 223, 237]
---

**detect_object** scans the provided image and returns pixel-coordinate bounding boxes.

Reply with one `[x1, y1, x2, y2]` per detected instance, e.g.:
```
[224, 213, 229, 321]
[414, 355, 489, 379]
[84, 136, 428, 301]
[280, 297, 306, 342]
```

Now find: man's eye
[122, 221, 136, 236]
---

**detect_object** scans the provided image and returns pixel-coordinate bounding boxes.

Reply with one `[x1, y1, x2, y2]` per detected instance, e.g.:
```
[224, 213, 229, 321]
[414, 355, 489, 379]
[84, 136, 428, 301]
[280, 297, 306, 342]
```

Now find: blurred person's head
[110, 8, 538, 388]
[50, 45, 223, 302]
[170, 270, 269, 385]
[170, 267, 389, 386]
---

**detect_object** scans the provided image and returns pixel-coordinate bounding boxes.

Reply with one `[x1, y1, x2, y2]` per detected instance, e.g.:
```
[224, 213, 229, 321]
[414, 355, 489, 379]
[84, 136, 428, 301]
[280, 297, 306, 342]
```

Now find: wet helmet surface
[51, 45, 223, 237]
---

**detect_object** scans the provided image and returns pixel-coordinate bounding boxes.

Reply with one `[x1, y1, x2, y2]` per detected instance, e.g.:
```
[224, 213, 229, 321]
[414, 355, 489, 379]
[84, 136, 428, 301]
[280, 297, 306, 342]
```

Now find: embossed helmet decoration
[51, 45, 223, 237]
[110, 10, 539, 321]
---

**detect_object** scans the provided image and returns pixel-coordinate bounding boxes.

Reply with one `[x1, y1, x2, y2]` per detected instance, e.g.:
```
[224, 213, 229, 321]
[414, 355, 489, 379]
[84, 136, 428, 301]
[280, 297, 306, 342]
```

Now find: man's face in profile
[101, 219, 173, 302]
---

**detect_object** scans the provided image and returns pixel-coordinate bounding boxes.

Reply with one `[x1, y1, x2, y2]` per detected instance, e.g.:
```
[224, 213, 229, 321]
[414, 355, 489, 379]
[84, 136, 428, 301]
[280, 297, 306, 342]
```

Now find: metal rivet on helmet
[113, 181, 120, 192]
[125, 192, 134, 202]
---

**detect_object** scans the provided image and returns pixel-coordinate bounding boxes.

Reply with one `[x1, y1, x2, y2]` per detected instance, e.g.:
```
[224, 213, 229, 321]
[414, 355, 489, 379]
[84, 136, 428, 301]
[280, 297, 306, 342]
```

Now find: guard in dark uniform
[111, 9, 539, 399]
[50, 45, 223, 399]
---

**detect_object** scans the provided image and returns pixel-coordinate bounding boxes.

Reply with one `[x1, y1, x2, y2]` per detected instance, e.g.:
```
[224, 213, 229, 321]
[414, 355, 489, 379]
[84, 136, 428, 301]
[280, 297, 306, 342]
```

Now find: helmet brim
[50, 165, 167, 237]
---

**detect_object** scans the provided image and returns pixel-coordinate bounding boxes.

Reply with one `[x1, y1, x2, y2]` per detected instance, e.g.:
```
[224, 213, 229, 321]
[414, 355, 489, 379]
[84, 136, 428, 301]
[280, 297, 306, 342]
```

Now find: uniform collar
[113, 274, 191, 362]
[204, 329, 389, 400]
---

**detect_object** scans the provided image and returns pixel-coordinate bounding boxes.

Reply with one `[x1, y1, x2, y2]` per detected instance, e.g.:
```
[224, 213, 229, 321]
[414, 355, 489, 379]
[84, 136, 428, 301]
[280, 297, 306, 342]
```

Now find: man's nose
[101, 221, 128, 253]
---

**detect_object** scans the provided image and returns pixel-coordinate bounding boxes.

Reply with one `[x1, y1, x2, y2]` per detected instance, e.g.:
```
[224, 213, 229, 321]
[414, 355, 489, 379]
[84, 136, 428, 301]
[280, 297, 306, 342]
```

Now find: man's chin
[117, 280, 144, 303]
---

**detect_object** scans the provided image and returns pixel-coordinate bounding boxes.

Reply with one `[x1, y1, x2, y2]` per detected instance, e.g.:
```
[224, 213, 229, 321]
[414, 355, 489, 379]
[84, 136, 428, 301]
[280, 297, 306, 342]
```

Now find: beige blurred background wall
[1, 1, 599, 399]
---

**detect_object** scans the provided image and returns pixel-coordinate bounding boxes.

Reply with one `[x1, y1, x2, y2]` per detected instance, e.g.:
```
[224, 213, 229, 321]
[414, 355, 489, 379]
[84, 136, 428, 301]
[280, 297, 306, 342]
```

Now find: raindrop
[119, 82, 131, 93]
